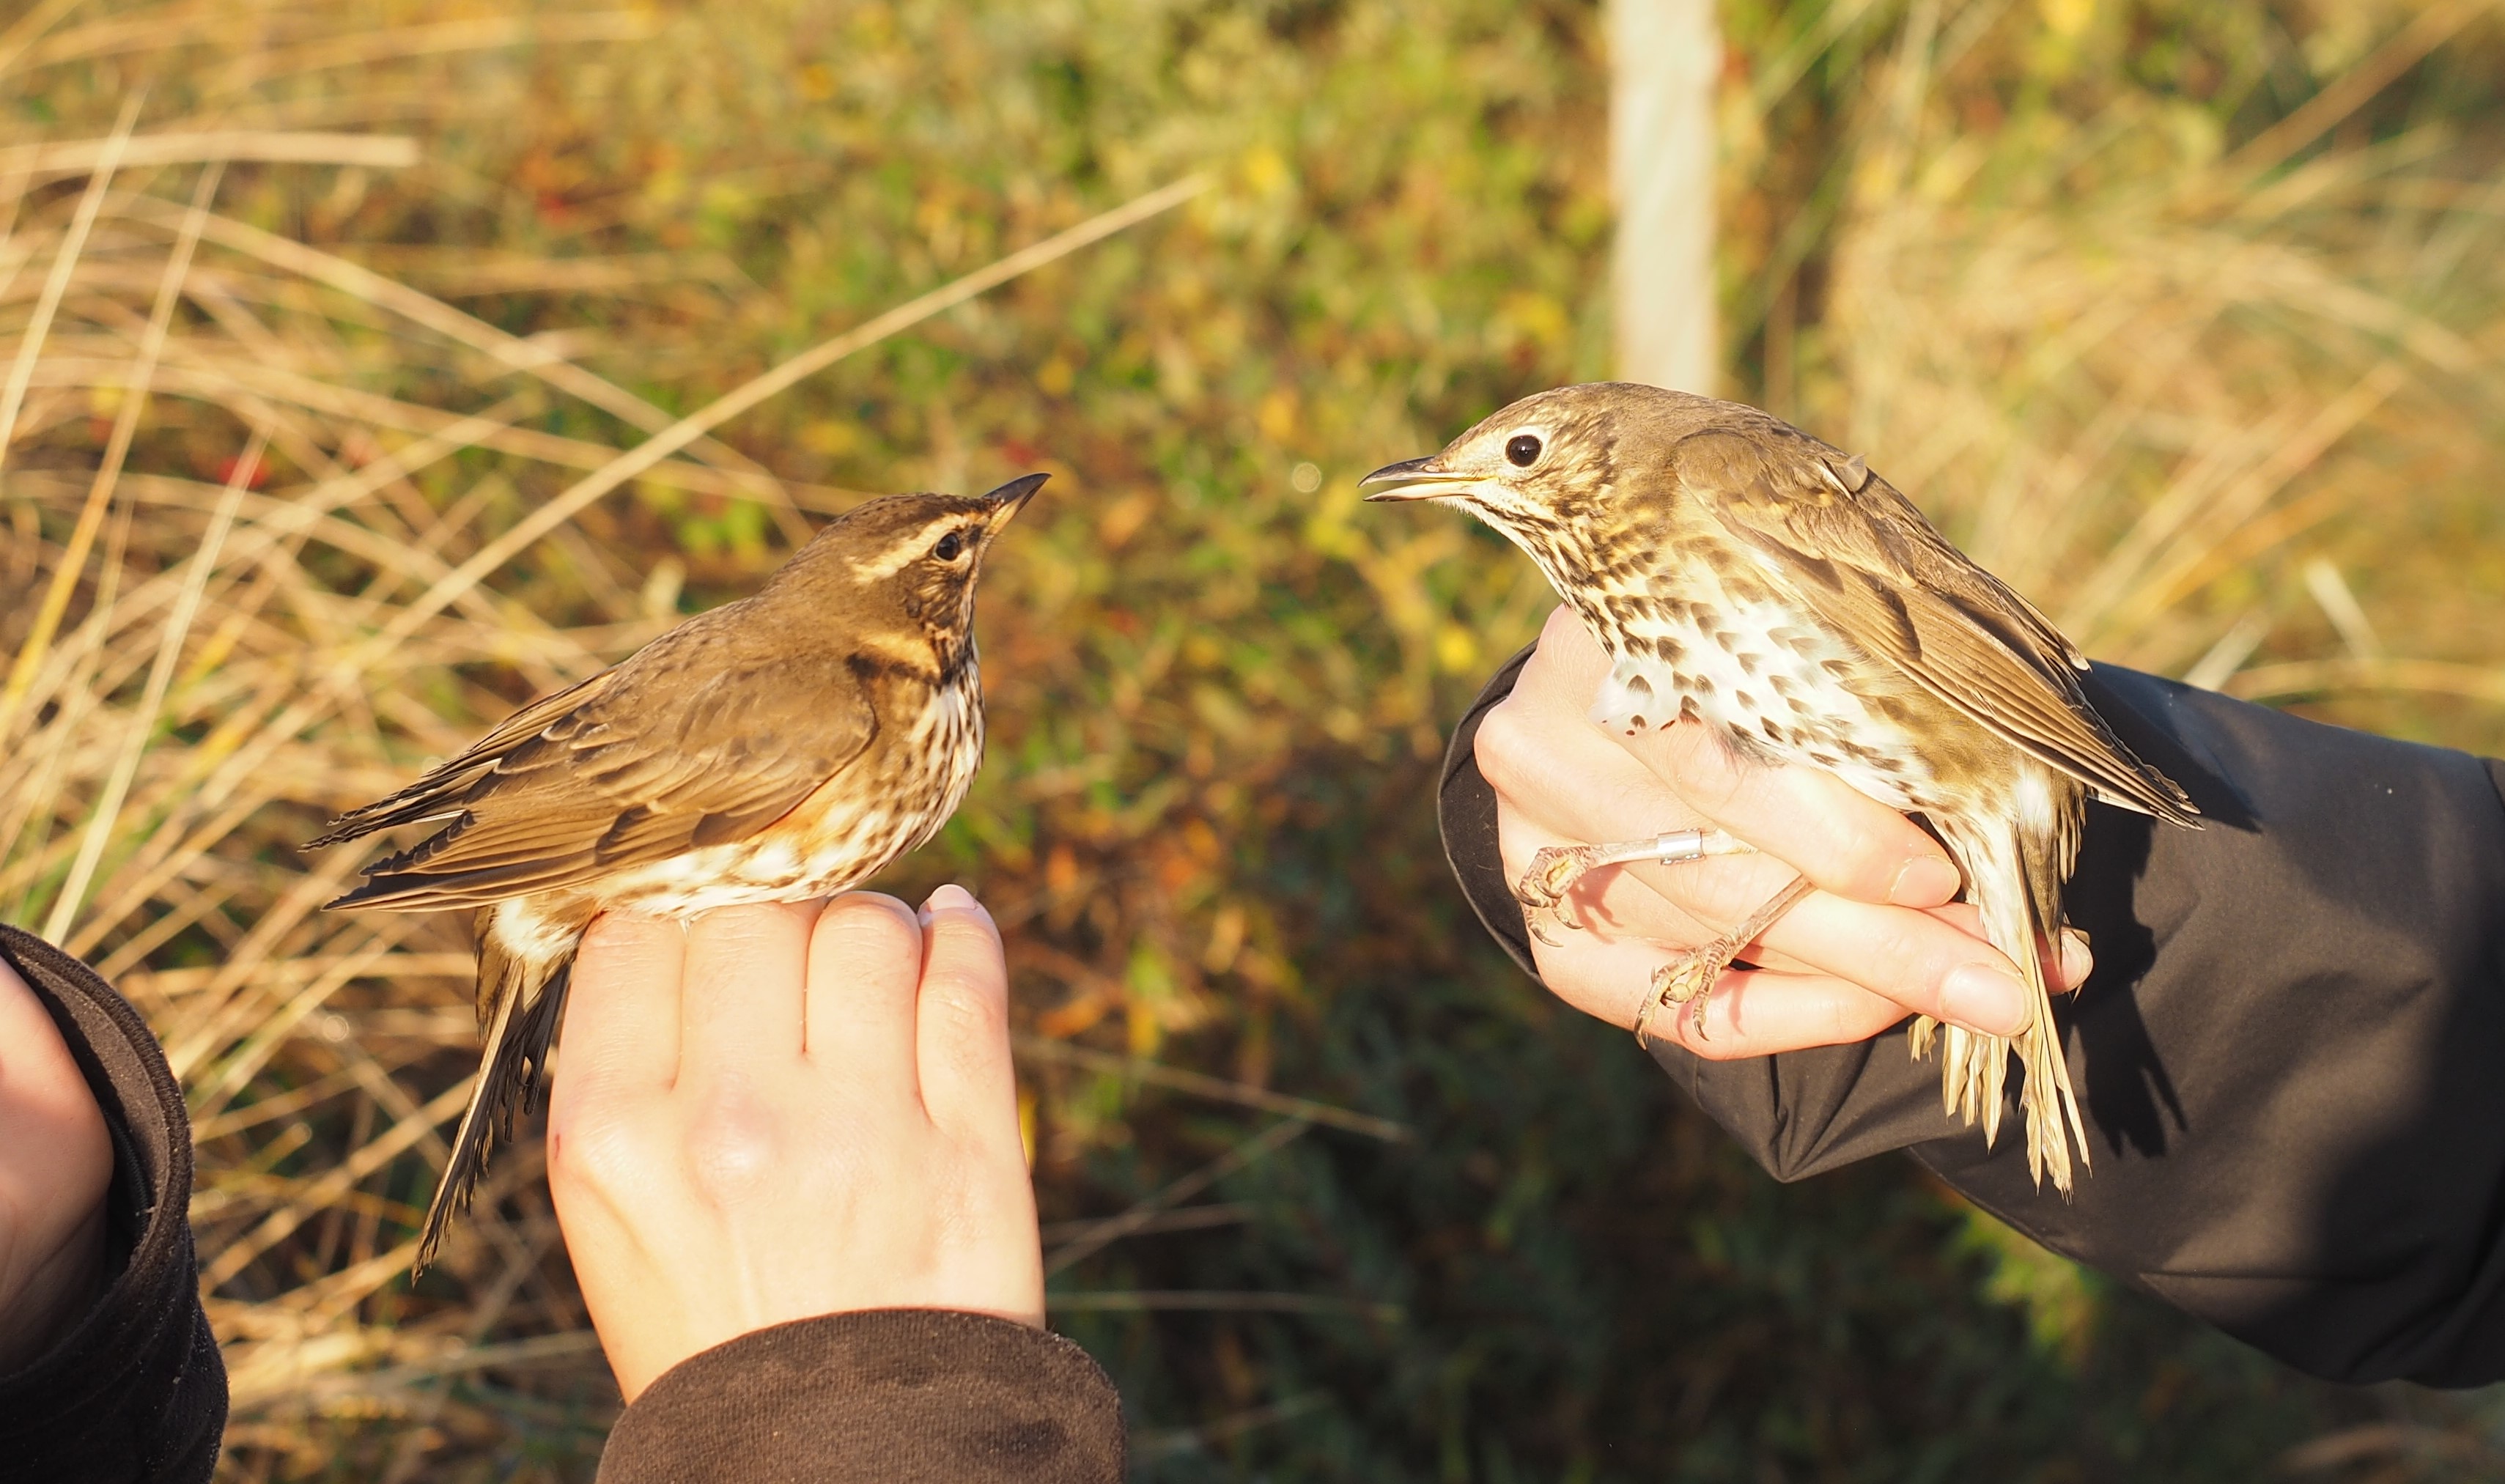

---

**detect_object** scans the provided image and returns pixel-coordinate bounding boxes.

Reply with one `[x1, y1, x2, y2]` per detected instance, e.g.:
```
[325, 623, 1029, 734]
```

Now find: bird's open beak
[1359, 456, 1469, 502]
[981, 472, 1049, 525]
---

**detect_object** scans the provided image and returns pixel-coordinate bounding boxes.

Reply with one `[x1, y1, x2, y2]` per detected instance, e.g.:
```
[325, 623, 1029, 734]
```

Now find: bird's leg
[1513, 829, 1757, 946]
[1634, 874, 1815, 1046]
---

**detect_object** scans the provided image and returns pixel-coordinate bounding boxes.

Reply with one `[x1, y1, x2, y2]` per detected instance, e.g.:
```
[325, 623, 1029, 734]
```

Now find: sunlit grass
[5, 1, 2503, 1478]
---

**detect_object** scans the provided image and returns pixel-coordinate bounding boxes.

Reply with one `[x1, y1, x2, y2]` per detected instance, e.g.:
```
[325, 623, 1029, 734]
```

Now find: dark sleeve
[597, 1308, 1124, 1483]
[0, 926, 225, 1484]
[1442, 650, 2505, 1388]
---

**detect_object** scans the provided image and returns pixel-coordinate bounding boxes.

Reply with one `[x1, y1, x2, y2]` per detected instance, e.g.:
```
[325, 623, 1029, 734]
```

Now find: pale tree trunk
[1609, 0, 1721, 393]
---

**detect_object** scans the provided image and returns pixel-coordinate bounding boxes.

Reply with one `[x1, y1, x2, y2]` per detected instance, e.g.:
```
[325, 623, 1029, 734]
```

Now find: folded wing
[1675, 421, 2197, 824]
[318, 638, 878, 909]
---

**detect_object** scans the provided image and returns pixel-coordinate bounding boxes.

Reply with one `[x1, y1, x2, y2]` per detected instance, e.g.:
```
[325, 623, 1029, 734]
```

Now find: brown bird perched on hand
[309, 473, 1045, 1270]
[1363, 385, 2196, 1192]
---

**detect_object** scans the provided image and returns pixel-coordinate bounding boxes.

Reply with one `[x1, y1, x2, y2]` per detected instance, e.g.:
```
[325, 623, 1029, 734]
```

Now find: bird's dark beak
[1360, 456, 1467, 502]
[980, 472, 1049, 525]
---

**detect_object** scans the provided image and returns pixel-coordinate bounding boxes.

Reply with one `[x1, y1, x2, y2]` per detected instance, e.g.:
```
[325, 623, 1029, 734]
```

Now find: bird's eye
[1505, 433, 1543, 468]
[932, 531, 964, 561]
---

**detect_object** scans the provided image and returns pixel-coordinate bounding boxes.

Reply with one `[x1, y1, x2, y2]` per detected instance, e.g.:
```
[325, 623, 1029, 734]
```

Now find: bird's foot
[1636, 949, 1725, 1044]
[1631, 872, 1815, 1046]
[1513, 829, 1759, 948]
[1514, 845, 1600, 945]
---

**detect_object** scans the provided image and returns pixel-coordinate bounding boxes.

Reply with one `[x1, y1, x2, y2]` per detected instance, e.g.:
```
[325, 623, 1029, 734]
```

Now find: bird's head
[779, 473, 1046, 671]
[1360, 382, 1725, 582]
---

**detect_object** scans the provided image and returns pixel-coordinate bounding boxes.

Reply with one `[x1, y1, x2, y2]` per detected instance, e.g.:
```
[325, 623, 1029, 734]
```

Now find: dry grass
[1791, 0, 2505, 756]
[0, 56, 1228, 1484]
[4, 1, 2504, 1479]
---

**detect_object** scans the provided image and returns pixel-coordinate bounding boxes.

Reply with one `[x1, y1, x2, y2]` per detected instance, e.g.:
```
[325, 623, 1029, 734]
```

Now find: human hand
[0, 957, 114, 1376]
[1475, 606, 2091, 1058]
[547, 887, 1041, 1403]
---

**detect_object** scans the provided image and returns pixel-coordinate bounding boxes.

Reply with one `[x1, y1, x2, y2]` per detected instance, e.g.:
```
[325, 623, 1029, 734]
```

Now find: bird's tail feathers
[413, 940, 575, 1274]
[1910, 819, 2089, 1197]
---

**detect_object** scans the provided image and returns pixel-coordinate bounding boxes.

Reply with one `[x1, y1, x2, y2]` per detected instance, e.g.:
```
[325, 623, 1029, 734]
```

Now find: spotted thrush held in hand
[1364, 385, 2196, 1193]
[310, 474, 1045, 1269]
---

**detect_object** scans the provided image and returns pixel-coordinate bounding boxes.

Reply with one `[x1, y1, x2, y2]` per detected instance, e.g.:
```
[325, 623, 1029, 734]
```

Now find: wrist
[0, 1200, 109, 1376]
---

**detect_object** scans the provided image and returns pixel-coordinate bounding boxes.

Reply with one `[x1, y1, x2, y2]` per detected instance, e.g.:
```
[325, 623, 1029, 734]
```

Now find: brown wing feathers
[304, 670, 622, 849]
[1683, 424, 2199, 826]
[314, 649, 878, 910]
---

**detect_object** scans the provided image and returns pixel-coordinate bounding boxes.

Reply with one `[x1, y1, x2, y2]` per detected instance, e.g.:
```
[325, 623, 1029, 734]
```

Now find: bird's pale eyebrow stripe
[845, 516, 959, 579]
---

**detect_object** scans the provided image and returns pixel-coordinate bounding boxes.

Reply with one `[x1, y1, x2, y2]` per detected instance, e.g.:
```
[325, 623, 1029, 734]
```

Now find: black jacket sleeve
[1440, 649, 2505, 1388]
[0, 926, 225, 1484]
[597, 1309, 1126, 1482]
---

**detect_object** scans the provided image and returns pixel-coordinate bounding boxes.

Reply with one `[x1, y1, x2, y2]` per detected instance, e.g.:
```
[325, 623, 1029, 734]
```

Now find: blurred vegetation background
[4, 0, 2504, 1477]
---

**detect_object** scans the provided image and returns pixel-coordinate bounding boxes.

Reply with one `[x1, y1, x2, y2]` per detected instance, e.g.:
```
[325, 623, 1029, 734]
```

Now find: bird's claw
[1642, 947, 1730, 1043]
[1514, 844, 1598, 945]
[1630, 874, 1816, 1050]
[1514, 830, 1760, 948]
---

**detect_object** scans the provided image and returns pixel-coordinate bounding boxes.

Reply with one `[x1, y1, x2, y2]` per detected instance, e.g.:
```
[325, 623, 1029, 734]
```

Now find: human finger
[1478, 671, 1701, 843]
[679, 901, 818, 1072]
[801, 892, 924, 1101]
[911, 885, 1020, 1158]
[1524, 923, 1910, 1058]
[1479, 696, 1988, 981]
[1477, 651, 1706, 854]
[1642, 968, 1916, 1061]
[1507, 607, 1963, 907]
[561, 910, 688, 1098]
[1497, 797, 2036, 1037]
[1494, 786, 1801, 959]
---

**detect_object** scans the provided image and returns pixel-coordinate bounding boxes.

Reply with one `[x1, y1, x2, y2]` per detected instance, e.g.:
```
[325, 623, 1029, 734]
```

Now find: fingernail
[2058, 929, 2094, 989]
[923, 883, 977, 918]
[1941, 962, 2031, 1037]
[1889, 854, 1961, 907]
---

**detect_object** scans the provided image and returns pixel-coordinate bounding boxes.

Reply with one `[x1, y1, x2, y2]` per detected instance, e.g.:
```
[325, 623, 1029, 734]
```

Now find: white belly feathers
[1587, 566, 1938, 814]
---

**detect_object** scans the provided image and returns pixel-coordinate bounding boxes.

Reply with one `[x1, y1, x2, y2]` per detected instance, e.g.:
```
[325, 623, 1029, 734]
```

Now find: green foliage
[7, 1, 2504, 1480]
[1955, 1203, 2102, 1367]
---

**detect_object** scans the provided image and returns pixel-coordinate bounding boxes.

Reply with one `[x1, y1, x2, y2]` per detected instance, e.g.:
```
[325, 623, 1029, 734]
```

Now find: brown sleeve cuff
[0, 926, 224, 1484]
[597, 1309, 1124, 1483]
